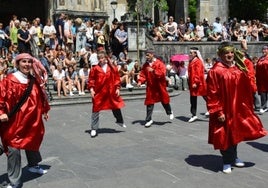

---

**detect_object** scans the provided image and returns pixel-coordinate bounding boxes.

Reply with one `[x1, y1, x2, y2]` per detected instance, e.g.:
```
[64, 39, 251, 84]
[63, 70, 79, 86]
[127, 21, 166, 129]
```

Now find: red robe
[138, 58, 170, 105]
[0, 74, 50, 151]
[188, 57, 207, 96]
[244, 58, 257, 92]
[256, 55, 268, 92]
[206, 61, 266, 150]
[88, 62, 125, 112]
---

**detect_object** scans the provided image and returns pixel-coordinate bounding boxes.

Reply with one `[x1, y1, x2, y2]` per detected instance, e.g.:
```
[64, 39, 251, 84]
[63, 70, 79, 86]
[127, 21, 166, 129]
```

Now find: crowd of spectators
[0, 13, 139, 97]
[148, 16, 268, 45]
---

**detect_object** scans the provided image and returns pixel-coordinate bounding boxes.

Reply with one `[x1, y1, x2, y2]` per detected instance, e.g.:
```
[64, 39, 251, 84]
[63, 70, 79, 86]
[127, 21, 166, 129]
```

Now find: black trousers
[145, 103, 172, 122]
[220, 145, 237, 164]
[190, 95, 207, 116]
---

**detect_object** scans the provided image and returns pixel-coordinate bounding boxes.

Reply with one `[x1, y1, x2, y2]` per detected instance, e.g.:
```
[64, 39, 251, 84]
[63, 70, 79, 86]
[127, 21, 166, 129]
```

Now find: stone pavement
[1, 91, 268, 188]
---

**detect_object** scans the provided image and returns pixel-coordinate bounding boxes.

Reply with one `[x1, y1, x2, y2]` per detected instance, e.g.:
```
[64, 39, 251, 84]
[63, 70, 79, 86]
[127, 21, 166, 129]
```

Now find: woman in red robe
[0, 53, 50, 187]
[187, 47, 207, 123]
[88, 50, 126, 137]
[137, 49, 174, 128]
[206, 42, 267, 174]
[255, 45, 268, 114]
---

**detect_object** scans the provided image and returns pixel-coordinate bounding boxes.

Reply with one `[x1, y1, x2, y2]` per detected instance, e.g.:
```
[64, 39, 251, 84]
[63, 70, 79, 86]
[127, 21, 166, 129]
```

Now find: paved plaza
[1, 91, 268, 188]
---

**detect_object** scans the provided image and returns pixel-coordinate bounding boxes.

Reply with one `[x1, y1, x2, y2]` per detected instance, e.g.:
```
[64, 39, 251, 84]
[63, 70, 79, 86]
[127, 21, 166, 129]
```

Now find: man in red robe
[137, 49, 174, 128]
[256, 45, 268, 114]
[187, 47, 207, 123]
[0, 53, 50, 187]
[206, 42, 267, 174]
[88, 50, 126, 137]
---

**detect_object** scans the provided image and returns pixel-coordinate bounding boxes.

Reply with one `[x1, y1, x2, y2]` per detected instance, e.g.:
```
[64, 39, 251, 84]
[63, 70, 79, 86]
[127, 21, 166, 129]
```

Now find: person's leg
[161, 102, 172, 115]
[190, 95, 197, 116]
[91, 111, 100, 130]
[7, 147, 22, 187]
[25, 150, 42, 167]
[254, 92, 261, 110]
[220, 145, 237, 165]
[145, 104, 154, 122]
[112, 109, 124, 124]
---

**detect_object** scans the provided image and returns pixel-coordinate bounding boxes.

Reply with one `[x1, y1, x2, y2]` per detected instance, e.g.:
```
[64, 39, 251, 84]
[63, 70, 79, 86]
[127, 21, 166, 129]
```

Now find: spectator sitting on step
[78, 63, 90, 95]
[166, 62, 180, 90]
[53, 63, 67, 97]
[118, 63, 134, 89]
[65, 65, 82, 96]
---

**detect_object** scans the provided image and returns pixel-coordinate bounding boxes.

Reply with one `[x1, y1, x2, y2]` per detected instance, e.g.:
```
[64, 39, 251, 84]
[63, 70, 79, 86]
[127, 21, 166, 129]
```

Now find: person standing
[256, 45, 268, 114]
[0, 53, 50, 188]
[137, 49, 174, 128]
[187, 47, 207, 123]
[88, 50, 126, 138]
[206, 42, 267, 174]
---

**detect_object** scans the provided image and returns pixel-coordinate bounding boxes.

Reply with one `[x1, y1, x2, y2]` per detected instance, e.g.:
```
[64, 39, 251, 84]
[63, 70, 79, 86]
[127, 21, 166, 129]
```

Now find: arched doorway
[0, 0, 48, 27]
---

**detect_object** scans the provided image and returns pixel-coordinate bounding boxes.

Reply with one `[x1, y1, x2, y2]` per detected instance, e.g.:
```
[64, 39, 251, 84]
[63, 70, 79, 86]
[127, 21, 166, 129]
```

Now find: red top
[0, 74, 50, 151]
[188, 57, 207, 96]
[206, 61, 266, 150]
[256, 55, 268, 92]
[88, 62, 125, 112]
[138, 58, 170, 105]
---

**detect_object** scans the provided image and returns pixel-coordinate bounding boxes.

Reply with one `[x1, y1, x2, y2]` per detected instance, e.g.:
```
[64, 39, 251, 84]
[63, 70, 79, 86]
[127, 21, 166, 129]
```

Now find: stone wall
[128, 39, 268, 63]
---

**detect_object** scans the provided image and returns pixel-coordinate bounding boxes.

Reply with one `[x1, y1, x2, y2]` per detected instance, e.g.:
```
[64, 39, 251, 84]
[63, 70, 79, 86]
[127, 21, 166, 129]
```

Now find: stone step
[48, 87, 181, 106]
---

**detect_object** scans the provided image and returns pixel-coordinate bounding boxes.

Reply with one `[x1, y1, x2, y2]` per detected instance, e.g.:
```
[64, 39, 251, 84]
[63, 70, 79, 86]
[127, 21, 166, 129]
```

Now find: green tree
[189, 0, 197, 24]
[229, 0, 268, 21]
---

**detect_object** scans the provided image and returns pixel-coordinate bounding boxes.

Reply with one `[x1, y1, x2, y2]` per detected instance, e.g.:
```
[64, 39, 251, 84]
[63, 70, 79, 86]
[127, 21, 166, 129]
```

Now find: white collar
[13, 71, 29, 84]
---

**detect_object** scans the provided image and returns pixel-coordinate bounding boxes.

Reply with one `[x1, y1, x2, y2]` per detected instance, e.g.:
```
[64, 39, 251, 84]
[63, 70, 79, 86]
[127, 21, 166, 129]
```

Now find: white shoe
[69, 92, 74, 96]
[145, 120, 153, 127]
[81, 92, 85, 95]
[259, 108, 267, 114]
[126, 84, 134, 89]
[234, 158, 245, 167]
[116, 122, 127, 128]
[188, 116, 198, 123]
[169, 113, 174, 120]
[91, 130, 97, 137]
[223, 164, 232, 174]
[28, 166, 47, 175]
[205, 111, 209, 116]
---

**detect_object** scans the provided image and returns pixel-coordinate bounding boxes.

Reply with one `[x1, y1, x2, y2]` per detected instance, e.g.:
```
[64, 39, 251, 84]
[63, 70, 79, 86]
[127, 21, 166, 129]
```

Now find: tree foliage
[229, 0, 268, 21]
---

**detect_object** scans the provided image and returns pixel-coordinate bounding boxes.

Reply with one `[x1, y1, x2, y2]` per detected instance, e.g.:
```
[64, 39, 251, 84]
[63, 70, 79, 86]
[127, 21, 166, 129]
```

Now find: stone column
[198, 0, 229, 24]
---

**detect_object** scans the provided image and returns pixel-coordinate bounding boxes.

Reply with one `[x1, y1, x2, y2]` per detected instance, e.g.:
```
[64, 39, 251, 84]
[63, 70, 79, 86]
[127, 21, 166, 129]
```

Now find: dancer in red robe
[255, 45, 268, 114]
[206, 42, 267, 174]
[0, 53, 50, 187]
[88, 50, 126, 137]
[187, 47, 207, 123]
[137, 49, 174, 128]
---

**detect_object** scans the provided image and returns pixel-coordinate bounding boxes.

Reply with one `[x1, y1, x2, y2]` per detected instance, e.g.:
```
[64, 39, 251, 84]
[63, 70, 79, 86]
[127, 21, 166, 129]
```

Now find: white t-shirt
[53, 69, 65, 80]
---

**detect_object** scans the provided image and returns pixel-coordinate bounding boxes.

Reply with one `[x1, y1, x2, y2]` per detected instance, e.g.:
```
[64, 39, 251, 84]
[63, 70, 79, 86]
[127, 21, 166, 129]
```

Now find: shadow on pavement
[0, 164, 50, 187]
[85, 128, 124, 135]
[185, 154, 222, 172]
[247, 141, 268, 152]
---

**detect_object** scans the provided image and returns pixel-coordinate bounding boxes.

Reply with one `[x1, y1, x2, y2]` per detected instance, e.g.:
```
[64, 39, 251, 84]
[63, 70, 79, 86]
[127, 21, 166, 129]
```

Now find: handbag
[0, 75, 34, 155]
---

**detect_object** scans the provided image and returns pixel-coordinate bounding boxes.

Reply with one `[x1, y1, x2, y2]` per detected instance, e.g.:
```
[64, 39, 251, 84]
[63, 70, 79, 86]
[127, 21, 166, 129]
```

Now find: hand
[218, 114, 225, 122]
[90, 89, 95, 98]
[137, 83, 141, 87]
[115, 89, 120, 96]
[147, 67, 154, 72]
[43, 113, 49, 121]
[0, 114, 8, 122]
[192, 83, 197, 88]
